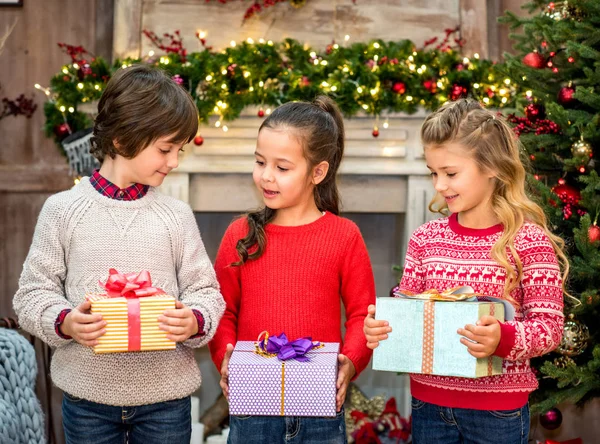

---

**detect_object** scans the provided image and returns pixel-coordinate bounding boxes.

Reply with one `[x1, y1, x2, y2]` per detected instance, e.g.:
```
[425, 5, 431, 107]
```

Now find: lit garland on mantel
[40, 29, 520, 149]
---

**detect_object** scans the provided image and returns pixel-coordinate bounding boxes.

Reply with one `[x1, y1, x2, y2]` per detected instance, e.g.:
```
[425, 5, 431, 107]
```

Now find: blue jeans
[62, 392, 191, 444]
[411, 397, 529, 444]
[228, 409, 347, 444]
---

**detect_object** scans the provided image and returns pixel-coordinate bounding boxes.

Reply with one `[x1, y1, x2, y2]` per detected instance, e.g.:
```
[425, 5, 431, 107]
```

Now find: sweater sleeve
[398, 232, 427, 295]
[13, 196, 74, 348]
[176, 205, 226, 349]
[209, 222, 243, 370]
[339, 227, 376, 379]
[495, 228, 564, 361]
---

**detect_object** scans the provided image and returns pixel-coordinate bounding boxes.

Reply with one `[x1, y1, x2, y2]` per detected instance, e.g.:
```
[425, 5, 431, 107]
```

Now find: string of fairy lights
[37, 29, 520, 146]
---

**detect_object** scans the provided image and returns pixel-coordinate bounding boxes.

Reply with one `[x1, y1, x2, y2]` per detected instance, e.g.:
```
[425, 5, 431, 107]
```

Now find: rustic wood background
[4, 1, 598, 443]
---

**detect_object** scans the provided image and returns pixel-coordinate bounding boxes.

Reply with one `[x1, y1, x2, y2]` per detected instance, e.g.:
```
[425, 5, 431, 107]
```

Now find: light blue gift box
[373, 291, 512, 378]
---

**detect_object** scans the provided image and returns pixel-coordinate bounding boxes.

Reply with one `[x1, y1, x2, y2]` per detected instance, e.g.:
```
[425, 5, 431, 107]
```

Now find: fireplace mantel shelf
[158, 112, 438, 253]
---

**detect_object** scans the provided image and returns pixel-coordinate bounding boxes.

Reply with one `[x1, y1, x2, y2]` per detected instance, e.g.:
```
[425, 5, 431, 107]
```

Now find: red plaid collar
[90, 170, 149, 201]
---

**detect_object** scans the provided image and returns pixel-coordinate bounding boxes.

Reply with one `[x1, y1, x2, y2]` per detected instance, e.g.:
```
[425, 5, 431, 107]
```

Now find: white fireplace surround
[160, 109, 438, 256]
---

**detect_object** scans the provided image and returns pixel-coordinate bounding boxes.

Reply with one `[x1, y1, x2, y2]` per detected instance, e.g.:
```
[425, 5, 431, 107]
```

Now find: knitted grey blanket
[0, 328, 45, 444]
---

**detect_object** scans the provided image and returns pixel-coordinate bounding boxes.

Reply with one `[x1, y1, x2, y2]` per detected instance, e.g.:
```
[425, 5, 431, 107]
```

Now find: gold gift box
[88, 294, 176, 354]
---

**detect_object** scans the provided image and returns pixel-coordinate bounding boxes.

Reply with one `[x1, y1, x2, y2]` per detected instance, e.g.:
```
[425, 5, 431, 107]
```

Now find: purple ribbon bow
[259, 333, 319, 362]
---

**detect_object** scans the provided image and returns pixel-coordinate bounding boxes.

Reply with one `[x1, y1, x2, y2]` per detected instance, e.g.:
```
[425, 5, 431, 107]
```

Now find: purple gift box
[228, 338, 339, 417]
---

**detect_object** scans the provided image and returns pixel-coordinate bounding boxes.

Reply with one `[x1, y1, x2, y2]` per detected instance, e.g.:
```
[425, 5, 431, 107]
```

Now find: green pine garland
[43, 34, 519, 151]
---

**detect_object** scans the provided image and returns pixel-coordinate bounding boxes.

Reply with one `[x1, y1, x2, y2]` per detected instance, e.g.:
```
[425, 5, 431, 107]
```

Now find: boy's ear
[312, 161, 330, 185]
[112, 138, 121, 150]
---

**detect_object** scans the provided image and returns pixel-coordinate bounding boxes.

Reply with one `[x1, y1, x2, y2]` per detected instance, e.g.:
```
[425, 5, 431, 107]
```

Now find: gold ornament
[544, 1, 568, 20]
[344, 383, 385, 436]
[557, 314, 590, 356]
[553, 355, 576, 369]
[571, 139, 593, 159]
[347, 383, 385, 417]
[289, 0, 306, 8]
[544, 1, 583, 21]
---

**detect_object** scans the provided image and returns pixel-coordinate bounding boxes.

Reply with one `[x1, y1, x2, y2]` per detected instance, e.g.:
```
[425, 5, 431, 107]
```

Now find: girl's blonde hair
[420, 99, 569, 303]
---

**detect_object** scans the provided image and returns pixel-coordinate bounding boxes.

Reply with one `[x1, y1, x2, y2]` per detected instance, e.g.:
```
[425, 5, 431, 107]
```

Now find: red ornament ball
[54, 122, 71, 139]
[522, 52, 546, 69]
[589, 224, 600, 243]
[558, 86, 576, 105]
[525, 103, 545, 121]
[372, 128, 380, 138]
[193, 135, 204, 146]
[539, 408, 563, 430]
[257, 109, 265, 118]
[392, 82, 406, 94]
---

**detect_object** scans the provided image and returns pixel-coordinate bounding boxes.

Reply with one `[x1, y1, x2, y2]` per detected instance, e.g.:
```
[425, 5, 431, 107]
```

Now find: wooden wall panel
[0, 2, 113, 443]
[139, 0, 461, 56]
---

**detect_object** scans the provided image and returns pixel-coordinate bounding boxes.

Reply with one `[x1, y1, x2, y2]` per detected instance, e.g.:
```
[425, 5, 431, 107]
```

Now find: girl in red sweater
[364, 99, 569, 444]
[209, 96, 376, 443]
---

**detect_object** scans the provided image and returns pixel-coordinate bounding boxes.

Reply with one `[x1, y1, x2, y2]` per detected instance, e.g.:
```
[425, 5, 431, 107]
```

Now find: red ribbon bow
[100, 268, 165, 298]
[98, 269, 166, 351]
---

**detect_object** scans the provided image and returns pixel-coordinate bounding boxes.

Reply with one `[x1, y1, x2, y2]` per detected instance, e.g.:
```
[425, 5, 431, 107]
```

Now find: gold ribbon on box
[249, 331, 326, 415]
[394, 287, 496, 376]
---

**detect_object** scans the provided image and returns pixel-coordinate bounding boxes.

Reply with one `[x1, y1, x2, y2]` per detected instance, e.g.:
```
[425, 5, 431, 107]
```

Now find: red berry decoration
[449, 84, 468, 101]
[522, 52, 546, 69]
[558, 85, 576, 105]
[392, 82, 406, 94]
[539, 408, 563, 430]
[525, 103, 545, 121]
[552, 183, 581, 206]
[423, 79, 437, 93]
[193, 135, 204, 146]
[372, 127, 379, 138]
[257, 108, 265, 117]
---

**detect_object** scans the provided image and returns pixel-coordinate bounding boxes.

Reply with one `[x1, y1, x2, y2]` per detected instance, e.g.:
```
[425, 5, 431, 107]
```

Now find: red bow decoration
[100, 269, 165, 298]
[95, 269, 167, 352]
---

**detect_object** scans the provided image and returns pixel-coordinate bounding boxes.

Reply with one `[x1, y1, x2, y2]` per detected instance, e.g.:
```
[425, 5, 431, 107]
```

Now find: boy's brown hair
[90, 64, 198, 162]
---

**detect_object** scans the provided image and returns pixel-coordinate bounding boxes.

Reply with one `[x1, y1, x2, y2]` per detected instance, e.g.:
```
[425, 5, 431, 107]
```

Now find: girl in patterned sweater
[364, 99, 568, 444]
[210, 96, 376, 443]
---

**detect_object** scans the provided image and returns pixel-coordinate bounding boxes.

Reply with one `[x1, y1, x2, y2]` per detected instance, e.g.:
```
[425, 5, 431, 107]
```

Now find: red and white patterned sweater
[400, 213, 564, 410]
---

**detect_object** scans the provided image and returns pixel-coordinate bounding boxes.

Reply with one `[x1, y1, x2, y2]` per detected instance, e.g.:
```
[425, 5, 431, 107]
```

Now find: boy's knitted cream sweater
[13, 178, 225, 406]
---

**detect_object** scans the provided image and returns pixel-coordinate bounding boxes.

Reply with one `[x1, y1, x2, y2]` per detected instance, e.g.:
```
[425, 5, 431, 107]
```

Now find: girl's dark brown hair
[90, 64, 198, 162]
[234, 96, 345, 265]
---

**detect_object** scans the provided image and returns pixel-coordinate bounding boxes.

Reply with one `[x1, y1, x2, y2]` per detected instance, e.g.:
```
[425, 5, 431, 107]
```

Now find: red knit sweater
[209, 212, 376, 377]
[402, 213, 564, 410]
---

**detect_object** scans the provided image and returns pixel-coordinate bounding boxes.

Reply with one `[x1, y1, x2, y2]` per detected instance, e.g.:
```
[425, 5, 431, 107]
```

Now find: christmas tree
[500, 1, 600, 415]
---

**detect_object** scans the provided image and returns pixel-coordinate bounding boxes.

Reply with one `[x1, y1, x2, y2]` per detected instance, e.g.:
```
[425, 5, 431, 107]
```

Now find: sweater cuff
[189, 309, 206, 339]
[55, 309, 72, 339]
[42, 304, 74, 347]
[341, 351, 362, 381]
[493, 321, 516, 358]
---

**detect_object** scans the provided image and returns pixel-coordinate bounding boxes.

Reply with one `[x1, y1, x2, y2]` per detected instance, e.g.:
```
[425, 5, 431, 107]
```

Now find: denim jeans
[227, 409, 347, 444]
[62, 392, 191, 444]
[411, 397, 529, 444]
